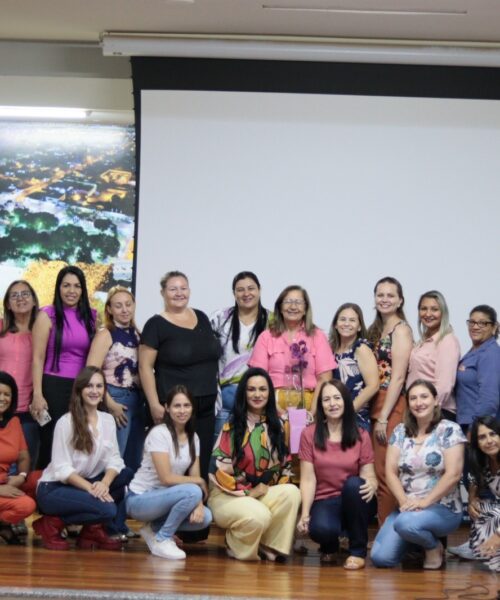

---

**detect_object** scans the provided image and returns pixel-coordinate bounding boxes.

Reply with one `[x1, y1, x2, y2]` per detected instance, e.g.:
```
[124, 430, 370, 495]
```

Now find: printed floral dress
[469, 466, 500, 572]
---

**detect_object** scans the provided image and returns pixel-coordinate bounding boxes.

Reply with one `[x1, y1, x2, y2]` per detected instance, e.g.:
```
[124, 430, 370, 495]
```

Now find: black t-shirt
[141, 309, 221, 400]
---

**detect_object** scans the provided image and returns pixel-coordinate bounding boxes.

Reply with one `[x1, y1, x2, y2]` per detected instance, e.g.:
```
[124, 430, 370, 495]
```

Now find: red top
[299, 424, 374, 501]
[0, 417, 27, 484]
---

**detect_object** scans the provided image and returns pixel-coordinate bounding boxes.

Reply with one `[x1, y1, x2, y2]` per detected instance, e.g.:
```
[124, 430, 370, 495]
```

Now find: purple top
[43, 305, 96, 379]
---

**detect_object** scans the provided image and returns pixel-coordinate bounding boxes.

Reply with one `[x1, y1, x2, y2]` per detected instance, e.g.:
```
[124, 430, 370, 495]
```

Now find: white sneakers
[139, 523, 186, 560]
[447, 540, 481, 560]
[153, 537, 186, 560]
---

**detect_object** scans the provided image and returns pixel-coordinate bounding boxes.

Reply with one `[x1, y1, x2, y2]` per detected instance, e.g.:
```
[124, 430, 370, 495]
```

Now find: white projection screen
[135, 82, 500, 351]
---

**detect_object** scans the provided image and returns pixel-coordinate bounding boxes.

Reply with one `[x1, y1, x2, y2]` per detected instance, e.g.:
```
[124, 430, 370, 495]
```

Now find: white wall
[136, 89, 500, 351]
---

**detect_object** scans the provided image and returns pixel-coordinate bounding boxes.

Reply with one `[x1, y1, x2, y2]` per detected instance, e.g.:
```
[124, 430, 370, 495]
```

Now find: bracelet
[377, 419, 388, 425]
[18, 472, 27, 480]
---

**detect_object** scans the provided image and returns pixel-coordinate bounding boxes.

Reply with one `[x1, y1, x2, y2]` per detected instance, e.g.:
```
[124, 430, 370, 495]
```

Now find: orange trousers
[371, 390, 406, 526]
[0, 470, 41, 524]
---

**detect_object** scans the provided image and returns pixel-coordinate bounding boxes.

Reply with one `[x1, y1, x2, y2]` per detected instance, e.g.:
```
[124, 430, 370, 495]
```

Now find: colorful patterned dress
[470, 465, 500, 572]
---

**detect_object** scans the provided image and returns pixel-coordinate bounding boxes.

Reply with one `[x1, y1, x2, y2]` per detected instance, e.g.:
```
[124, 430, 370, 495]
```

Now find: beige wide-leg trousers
[208, 484, 301, 561]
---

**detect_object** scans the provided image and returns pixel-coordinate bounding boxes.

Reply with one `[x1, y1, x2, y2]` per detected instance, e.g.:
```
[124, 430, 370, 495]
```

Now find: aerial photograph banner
[0, 121, 136, 310]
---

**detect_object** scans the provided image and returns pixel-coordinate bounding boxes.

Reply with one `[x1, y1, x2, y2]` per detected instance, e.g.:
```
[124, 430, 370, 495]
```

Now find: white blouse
[39, 411, 124, 483]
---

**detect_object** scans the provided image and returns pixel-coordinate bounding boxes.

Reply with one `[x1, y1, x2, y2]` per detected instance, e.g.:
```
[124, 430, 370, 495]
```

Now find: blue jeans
[371, 504, 462, 567]
[37, 468, 133, 528]
[108, 384, 145, 473]
[214, 384, 237, 441]
[126, 483, 212, 542]
[18, 412, 40, 467]
[309, 476, 376, 557]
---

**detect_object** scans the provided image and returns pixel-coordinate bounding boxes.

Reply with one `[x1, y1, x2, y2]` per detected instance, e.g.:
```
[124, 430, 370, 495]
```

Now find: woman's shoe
[32, 516, 70, 550]
[258, 545, 287, 563]
[76, 524, 123, 551]
[423, 542, 444, 570]
[320, 553, 336, 564]
[343, 556, 366, 570]
[0, 522, 24, 545]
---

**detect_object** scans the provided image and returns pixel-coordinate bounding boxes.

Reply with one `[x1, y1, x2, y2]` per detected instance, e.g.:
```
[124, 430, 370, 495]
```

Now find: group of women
[0, 266, 498, 572]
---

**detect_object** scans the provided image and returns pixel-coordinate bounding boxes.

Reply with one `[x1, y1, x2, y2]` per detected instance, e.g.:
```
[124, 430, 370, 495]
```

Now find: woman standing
[126, 385, 212, 560]
[407, 291, 461, 421]
[31, 266, 96, 468]
[371, 380, 466, 569]
[249, 285, 335, 415]
[0, 280, 39, 462]
[455, 305, 500, 430]
[34, 367, 132, 551]
[298, 380, 377, 568]
[468, 416, 500, 572]
[330, 303, 379, 431]
[139, 271, 221, 481]
[211, 271, 269, 438]
[87, 286, 144, 473]
[208, 368, 300, 561]
[368, 276, 413, 524]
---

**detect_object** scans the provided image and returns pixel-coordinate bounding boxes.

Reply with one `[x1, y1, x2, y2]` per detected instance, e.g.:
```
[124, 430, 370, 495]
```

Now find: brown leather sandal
[343, 556, 366, 570]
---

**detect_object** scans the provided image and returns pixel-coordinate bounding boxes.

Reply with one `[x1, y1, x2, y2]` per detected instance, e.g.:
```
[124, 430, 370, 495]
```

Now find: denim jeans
[308, 475, 376, 557]
[37, 467, 133, 528]
[108, 384, 145, 473]
[18, 412, 40, 468]
[126, 483, 212, 542]
[214, 384, 238, 442]
[371, 503, 462, 567]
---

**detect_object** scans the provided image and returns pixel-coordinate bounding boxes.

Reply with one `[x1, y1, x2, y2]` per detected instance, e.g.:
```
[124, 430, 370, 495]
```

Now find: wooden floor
[0, 520, 498, 600]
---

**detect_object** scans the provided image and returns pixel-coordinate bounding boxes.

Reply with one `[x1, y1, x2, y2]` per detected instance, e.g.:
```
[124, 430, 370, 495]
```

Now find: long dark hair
[224, 271, 268, 354]
[162, 384, 197, 468]
[314, 379, 360, 451]
[367, 276, 407, 345]
[232, 367, 287, 463]
[70, 366, 106, 454]
[469, 416, 500, 489]
[404, 379, 442, 437]
[0, 371, 18, 425]
[52, 266, 95, 372]
[1, 280, 39, 336]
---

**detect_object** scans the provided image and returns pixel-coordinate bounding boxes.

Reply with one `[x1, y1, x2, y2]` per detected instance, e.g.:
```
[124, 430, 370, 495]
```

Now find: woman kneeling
[126, 385, 212, 560]
[34, 367, 132, 550]
[371, 379, 466, 569]
[298, 379, 377, 568]
[208, 367, 301, 561]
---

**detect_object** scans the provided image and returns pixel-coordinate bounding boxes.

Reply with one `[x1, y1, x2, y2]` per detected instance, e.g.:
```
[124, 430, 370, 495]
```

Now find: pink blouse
[249, 327, 336, 390]
[0, 322, 33, 413]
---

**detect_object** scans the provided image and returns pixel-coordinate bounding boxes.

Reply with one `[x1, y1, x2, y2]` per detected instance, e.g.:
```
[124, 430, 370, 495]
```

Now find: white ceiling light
[0, 106, 89, 120]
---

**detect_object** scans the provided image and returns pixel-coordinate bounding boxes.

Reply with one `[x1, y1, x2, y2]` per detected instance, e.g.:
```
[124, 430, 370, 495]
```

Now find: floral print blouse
[374, 320, 407, 390]
[209, 412, 292, 496]
[390, 420, 466, 513]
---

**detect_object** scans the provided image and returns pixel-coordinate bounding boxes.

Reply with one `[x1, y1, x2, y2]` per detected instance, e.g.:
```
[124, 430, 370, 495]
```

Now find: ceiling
[2, 0, 500, 46]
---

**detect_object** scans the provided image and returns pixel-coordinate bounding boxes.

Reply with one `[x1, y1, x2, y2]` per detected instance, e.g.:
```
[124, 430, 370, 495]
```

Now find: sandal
[0, 524, 24, 545]
[320, 553, 336, 564]
[423, 542, 444, 570]
[258, 545, 287, 563]
[343, 556, 365, 570]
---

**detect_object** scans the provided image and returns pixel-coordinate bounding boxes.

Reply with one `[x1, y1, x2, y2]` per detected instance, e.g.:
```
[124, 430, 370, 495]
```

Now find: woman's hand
[108, 398, 128, 428]
[7, 475, 25, 489]
[468, 498, 481, 521]
[189, 503, 205, 524]
[359, 478, 377, 502]
[150, 402, 165, 424]
[399, 496, 428, 512]
[374, 420, 388, 445]
[0, 484, 25, 498]
[30, 393, 48, 416]
[248, 483, 268, 498]
[305, 411, 314, 426]
[196, 478, 208, 501]
[89, 481, 113, 502]
[297, 515, 310, 534]
[478, 532, 500, 557]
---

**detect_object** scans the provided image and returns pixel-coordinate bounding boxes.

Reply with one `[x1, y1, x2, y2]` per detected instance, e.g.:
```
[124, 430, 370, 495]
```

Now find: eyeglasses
[9, 291, 32, 300]
[282, 299, 305, 306]
[466, 319, 494, 329]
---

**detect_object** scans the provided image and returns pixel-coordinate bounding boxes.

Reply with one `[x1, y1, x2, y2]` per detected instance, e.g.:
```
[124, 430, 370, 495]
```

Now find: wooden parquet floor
[0, 522, 498, 600]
